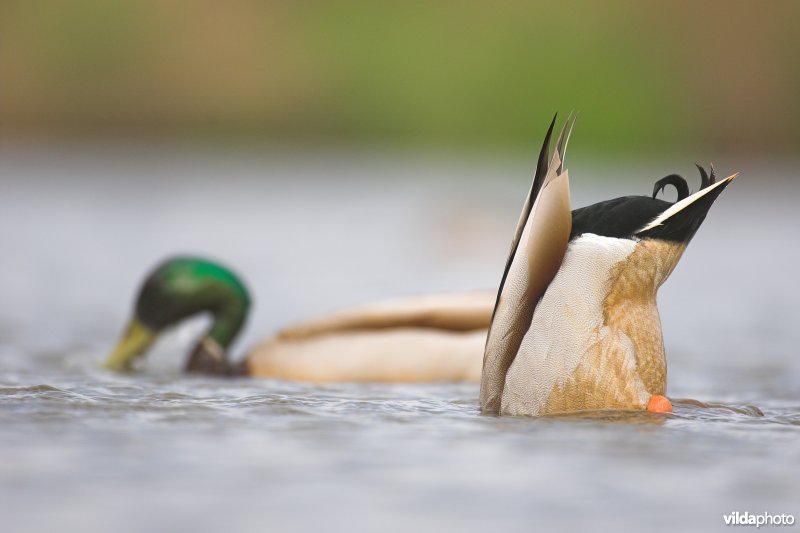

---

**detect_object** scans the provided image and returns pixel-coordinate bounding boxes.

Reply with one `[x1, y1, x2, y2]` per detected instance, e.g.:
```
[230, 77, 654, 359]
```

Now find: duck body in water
[105, 115, 735, 416]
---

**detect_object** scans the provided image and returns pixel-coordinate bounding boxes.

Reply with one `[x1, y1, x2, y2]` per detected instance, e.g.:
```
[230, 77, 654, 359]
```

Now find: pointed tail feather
[637, 173, 737, 235]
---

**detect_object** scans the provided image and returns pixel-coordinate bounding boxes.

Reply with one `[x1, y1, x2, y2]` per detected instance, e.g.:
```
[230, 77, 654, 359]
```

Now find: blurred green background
[2, 0, 799, 155]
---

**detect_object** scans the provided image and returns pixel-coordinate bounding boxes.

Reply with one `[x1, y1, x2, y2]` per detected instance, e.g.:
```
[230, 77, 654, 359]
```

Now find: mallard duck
[105, 115, 735, 417]
[103, 256, 493, 381]
[480, 115, 735, 415]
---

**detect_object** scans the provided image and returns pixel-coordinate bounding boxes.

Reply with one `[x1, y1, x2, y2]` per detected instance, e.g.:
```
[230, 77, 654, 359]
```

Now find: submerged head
[104, 257, 251, 372]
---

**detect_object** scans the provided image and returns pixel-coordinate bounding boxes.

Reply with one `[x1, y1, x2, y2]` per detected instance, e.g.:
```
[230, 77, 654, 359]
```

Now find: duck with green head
[105, 256, 492, 380]
[105, 257, 252, 375]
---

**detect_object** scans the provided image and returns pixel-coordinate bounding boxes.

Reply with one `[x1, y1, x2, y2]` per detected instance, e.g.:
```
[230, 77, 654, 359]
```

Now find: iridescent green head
[104, 257, 251, 373]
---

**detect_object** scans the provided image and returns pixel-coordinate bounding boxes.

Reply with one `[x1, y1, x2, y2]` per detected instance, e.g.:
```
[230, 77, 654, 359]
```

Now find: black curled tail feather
[695, 163, 717, 189]
[652, 174, 689, 201]
[653, 163, 717, 202]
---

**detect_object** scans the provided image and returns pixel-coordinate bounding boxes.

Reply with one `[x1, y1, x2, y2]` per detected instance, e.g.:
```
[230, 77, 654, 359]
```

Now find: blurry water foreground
[0, 146, 799, 533]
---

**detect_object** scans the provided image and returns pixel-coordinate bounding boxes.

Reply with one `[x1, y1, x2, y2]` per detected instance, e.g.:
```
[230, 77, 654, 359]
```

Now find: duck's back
[245, 292, 494, 382]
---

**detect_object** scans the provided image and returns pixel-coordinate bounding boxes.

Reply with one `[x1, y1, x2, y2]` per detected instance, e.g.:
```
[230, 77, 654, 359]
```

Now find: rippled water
[1, 148, 799, 532]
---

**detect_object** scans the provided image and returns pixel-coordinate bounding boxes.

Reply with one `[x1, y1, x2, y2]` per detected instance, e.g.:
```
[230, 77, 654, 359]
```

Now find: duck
[104, 114, 735, 416]
[480, 115, 735, 416]
[103, 257, 494, 382]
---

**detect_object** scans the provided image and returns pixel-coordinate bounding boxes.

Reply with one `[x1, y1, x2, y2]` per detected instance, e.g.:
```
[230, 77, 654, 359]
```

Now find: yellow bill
[104, 319, 156, 371]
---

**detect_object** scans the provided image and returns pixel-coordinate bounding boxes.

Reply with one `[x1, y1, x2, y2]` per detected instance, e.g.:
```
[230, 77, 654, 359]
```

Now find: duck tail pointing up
[637, 172, 737, 240]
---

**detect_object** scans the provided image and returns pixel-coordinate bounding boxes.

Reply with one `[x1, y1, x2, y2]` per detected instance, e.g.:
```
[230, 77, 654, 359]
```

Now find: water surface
[1, 149, 798, 532]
